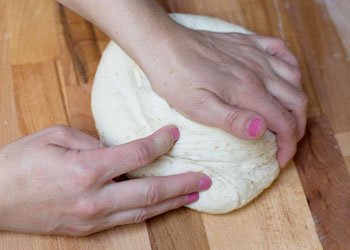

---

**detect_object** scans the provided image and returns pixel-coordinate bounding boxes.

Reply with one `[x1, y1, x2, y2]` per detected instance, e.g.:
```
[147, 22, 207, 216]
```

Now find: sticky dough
[91, 13, 279, 214]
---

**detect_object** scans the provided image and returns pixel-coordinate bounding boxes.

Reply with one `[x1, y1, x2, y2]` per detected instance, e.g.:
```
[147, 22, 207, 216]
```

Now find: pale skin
[0, 0, 307, 236]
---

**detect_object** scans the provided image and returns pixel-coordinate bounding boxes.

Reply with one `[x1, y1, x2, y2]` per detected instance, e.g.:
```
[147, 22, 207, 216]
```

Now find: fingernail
[199, 177, 212, 191]
[171, 127, 180, 141]
[186, 192, 199, 203]
[247, 117, 263, 138]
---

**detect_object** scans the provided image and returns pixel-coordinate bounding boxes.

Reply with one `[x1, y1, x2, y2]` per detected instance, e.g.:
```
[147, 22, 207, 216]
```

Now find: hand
[144, 28, 307, 167]
[0, 125, 211, 236]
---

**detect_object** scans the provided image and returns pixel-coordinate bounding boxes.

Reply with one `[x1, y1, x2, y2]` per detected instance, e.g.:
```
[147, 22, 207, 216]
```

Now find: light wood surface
[0, 0, 349, 249]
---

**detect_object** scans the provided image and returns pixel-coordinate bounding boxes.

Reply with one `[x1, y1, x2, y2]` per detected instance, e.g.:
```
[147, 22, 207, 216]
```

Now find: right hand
[0, 125, 211, 236]
[142, 28, 308, 167]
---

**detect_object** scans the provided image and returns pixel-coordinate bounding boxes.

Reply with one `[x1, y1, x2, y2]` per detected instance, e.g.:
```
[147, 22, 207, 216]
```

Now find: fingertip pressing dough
[91, 13, 280, 214]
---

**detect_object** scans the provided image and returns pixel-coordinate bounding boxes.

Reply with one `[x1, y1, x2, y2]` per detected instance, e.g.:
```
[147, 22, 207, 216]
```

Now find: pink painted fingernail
[171, 127, 180, 141]
[247, 117, 263, 138]
[199, 177, 212, 191]
[186, 192, 199, 203]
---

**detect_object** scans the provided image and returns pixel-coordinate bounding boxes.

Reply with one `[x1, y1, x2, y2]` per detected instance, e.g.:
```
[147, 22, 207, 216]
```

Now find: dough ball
[91, 13, 279, 214]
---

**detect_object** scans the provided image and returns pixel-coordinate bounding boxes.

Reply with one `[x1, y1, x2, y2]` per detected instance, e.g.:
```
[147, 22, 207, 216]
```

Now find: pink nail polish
[247, 118, 263, 138]
[171, 127, 180, 141]
[186, 193, 199, 203]
[199, 177, 212, 190]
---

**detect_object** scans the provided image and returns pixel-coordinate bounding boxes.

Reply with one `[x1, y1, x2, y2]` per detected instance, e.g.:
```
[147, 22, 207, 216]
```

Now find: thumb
[77, 126, 179, 182]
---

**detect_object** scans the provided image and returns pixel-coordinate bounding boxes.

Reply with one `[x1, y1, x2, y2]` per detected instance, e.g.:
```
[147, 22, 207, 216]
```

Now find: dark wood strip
[57, 4, 101, 85]
[295, 116, 350, 248]
[55, 4, 99, 137]
[287, 0, 350, 132]
[147, 208, 210, 250]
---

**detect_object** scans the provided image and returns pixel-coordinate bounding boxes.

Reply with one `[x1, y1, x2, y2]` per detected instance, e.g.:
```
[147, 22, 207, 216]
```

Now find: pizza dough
[91, 13, 280, 214]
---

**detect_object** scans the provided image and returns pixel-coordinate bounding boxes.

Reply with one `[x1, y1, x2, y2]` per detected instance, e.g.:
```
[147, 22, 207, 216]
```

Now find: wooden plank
[345, 157, 350, 173]
[0, 2, 61, 249]
[8, 0, 59, 64]
[93, 27, 110, 54]
[0, 0, 21, 146]
[0, 60, 65, 249]
[335, 132, 350, 157]
[55, 4, 99, 137]
[54, 4, 153, 250]
[264, 0, 322, 118]
[287, 0, 350, 133]
[56, 224, 152, 250]
[146, 208, 210, 250]
[3, 0, 349, 248]
[294, 117, 350, 248]
[202, 163, 322, 250]
[324, 0, 350, 56]
[55, 59, 97, 137]
[12, 60, 68, 134]
[156, 1, 322, 249]
[57, 4, 100, 85]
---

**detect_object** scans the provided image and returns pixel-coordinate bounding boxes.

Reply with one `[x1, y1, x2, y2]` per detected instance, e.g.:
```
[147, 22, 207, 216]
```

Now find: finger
[245, 92, 298, 167]
[98, 172, 211, 212]
[264, 76, 308, 140]
[104, 192, 199, 226]
[188, 91, 267, 140]
[44, 125, 101, 150]
[78, 126, 179, 182]
[253, 36, 299, 67]
[266, 55, 302, 89]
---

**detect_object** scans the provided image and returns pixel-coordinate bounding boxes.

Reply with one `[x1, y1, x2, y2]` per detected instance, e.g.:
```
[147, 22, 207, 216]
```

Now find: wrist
[130, 20, 188, 70]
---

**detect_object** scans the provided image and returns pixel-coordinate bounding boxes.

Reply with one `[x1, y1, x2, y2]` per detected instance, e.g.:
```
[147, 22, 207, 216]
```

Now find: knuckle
[273, 38, 287, 49]
[73, 199, 103, 220]
[224, 110, 241, 131]
[133, 209, 149, 224]
[290, 67, 302, 84]
[69, 155, 98, 189]
[180, 182, 194, 195]
[240, 72, 264, 91]
[133, 142, 152, 166]
[297, 91, 308, 108]
[284, 114, 298, 135]
[51, 125, 72, 138]
[144, 184, 161, 206]
[191, 91, 213, 111]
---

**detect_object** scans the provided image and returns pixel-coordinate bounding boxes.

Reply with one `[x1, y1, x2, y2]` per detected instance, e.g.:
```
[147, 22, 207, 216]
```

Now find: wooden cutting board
[1, 0, 349, 249]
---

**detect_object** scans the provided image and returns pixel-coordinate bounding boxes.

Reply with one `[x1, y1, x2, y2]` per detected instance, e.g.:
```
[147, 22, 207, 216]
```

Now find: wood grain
[147, 208, 210, 250]
[54, 4, 155, 250]
[295, 117, 350, 248]
[57, 5, 101, 85]
[324, 0, 350, 56]
[345, 157, 350, 173]
[202, 164, 321, 250]
[55, 5, 99, 136]
[287, 0, 350, 133]
[56, 224, 152, 250]
[8, 0, 59, 64]
[335, 132, 350, 157]
[0, 0, 21, 145]
[1, 0, 350, 249]
[93, 27, 110, 54]
[12, 60, 68, 134]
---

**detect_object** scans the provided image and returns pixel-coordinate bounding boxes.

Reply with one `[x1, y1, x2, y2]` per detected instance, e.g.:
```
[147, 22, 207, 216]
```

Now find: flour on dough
[91, 13, 280, 214]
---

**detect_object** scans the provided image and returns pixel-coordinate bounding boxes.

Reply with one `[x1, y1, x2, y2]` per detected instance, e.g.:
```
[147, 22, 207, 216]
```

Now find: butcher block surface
[0, 0, 349, 249]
